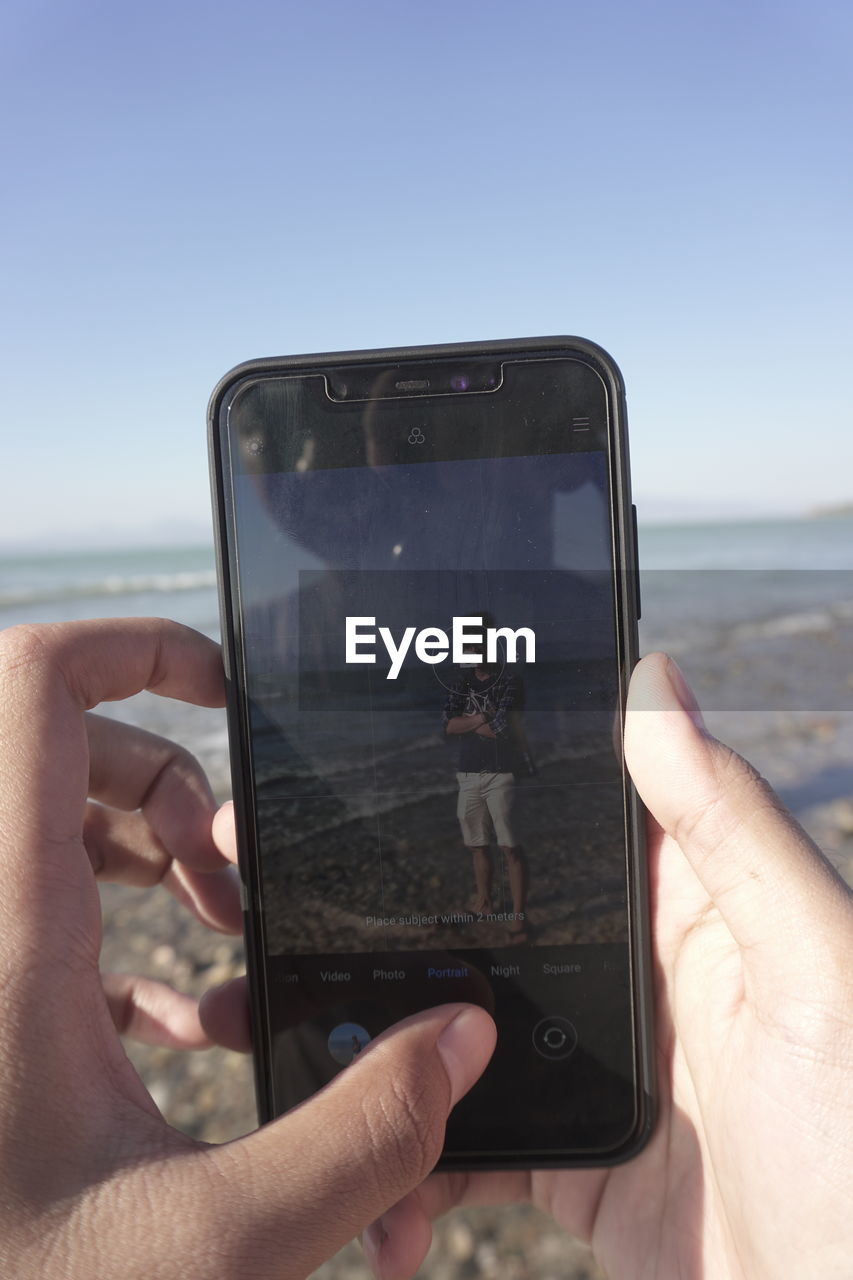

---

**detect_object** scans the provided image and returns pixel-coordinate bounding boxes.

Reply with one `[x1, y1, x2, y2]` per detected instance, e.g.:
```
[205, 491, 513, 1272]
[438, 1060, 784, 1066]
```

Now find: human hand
[268, 651, 850, 1280]
[0, 618, 496, 1279]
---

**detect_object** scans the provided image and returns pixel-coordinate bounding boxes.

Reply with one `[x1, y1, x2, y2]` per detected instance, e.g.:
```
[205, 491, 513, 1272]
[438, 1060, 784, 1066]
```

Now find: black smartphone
[208, 337, 654, 1168]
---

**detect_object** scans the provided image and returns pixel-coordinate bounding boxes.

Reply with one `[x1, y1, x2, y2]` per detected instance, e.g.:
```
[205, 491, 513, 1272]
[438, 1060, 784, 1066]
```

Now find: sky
[2, 0, 851, 548]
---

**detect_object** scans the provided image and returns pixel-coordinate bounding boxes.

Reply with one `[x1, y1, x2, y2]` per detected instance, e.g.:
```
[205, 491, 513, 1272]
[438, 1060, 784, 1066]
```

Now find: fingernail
[437, 1007, 488, 1107]
[665, 656, 705, 729]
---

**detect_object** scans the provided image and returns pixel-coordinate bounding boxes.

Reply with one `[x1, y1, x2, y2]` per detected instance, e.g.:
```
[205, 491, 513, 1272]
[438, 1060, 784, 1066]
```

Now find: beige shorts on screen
[456, 771, 517, 847]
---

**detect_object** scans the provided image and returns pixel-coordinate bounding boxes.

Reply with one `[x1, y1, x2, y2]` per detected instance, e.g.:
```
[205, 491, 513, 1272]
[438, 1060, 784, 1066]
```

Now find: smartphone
[208, 337, 654, 1168]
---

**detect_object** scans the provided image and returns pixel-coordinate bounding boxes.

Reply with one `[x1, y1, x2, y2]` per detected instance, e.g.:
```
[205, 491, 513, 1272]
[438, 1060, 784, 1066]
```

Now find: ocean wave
[0, 570, 219, 607]
[722, 598, 853, 644]
[730, 610, 836, 642]
[645, 598, 853, 653]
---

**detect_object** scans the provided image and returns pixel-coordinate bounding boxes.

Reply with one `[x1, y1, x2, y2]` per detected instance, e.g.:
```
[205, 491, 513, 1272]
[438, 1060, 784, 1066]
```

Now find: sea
[1, 515, 851, 808]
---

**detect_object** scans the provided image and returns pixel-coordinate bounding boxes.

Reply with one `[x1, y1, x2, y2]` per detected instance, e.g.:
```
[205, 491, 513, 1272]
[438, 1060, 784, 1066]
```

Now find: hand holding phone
[202, 652, 853, 1279]
[0, 617, 503, 1279]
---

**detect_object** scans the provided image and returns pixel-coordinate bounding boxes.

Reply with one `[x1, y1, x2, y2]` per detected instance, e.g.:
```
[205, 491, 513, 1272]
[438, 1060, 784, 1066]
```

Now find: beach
[3, 517, 853, 1278]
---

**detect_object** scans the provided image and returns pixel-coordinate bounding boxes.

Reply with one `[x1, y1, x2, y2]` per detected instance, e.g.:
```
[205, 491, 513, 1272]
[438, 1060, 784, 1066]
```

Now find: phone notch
[325, 359, 503, 402]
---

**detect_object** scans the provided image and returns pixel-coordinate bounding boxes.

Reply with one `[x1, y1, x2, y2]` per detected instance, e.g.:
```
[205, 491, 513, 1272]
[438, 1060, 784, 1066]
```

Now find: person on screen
[442, 628, 529, 943]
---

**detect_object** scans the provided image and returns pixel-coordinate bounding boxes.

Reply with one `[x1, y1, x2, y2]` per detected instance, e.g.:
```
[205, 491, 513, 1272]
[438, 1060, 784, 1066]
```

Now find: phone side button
[632, 503, 641, 620]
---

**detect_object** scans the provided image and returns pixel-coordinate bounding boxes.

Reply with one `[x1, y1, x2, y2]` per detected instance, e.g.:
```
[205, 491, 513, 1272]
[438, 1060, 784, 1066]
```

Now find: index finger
[35, 616, 225, 711]
[0, 618, 225, 952]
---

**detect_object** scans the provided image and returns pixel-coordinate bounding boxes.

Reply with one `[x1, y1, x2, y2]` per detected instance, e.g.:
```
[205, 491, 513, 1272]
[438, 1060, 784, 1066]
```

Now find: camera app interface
[226, 361, 639, 1156]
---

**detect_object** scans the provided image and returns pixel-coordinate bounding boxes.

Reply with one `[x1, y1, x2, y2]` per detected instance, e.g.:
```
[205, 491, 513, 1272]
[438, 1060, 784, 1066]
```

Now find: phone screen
[215, 353, 648, 1162]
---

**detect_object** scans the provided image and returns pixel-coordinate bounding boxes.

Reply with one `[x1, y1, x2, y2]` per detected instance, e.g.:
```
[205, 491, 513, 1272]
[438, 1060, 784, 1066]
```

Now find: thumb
[625, 652, 852, 985]
[199, 1003, 496, 1278]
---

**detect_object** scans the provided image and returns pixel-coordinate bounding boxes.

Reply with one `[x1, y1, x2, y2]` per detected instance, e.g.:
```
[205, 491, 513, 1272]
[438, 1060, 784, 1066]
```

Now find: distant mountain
[807, 502, 853, 518]
[0, 520, 213, 555]
[634, 495, 804, 525]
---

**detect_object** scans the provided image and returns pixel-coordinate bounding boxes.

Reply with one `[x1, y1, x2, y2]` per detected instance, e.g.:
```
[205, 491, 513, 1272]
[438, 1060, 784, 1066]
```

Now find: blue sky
[2, 0, 851, 547]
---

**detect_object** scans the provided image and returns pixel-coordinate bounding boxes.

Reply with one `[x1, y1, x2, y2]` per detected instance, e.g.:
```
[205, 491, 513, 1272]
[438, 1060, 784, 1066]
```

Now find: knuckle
[713, 740, 765, 799]
[133, 736, 206, 811]
[142, 616, 177, 690]
[168, 740, 205, 779]
[0, 622, 57, 679]
[159, 741, 210, 803]
[675, 739, 775, 856]
[360, 1066, 442, 1188]
[718, 746, 788, 835]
